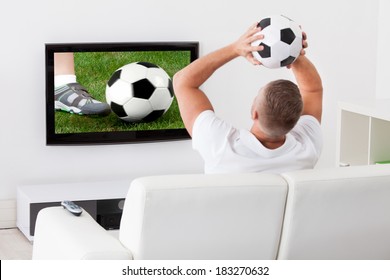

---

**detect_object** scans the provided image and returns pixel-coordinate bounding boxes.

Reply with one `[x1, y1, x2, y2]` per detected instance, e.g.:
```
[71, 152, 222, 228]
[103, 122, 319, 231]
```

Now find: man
[173, 23, 323, 174]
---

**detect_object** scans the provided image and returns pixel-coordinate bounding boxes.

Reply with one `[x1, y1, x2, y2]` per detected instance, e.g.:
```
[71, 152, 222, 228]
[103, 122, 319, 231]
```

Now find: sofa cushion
[279, 164, 390, 259]
[119, 173, 288, 260]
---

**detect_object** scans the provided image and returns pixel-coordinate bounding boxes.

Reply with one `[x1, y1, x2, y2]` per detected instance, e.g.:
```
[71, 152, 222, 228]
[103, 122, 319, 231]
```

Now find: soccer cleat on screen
[55, 83, 111, 116]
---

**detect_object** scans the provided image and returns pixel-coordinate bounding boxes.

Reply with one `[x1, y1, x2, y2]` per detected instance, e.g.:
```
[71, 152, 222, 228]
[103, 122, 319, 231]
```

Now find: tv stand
[17, 180, 130, 241]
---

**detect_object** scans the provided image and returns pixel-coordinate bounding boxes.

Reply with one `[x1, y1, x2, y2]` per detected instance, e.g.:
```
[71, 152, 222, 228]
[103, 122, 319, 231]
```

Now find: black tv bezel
[45, 41, 198, 145]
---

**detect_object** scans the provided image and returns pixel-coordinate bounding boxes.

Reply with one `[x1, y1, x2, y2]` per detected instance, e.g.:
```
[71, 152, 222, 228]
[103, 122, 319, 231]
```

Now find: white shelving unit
[337, 99, 390, 166]
[17, 180, 131, 241]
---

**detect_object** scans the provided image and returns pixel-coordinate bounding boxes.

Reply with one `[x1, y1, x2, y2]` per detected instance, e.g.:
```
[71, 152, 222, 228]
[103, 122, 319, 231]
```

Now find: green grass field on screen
[54, 50, 190, 134]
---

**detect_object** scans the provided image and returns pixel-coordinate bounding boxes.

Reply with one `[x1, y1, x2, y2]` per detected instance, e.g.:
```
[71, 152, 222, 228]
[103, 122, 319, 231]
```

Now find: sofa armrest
[32, 206, 132, 260]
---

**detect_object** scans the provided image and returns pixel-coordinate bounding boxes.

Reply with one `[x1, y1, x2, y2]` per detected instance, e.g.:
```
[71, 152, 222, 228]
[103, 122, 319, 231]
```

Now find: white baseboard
[0, 199, 16, 228]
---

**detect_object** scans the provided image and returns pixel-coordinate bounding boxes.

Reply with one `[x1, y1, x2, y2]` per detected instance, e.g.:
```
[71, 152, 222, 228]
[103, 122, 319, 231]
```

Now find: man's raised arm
[291, 55, 323, 123]
[173, 23, 263, 136]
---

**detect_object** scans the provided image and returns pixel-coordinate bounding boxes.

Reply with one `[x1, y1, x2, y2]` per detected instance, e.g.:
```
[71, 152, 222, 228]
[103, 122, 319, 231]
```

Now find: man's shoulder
[297, 115, 321, 127]
[194, 110, 216, 124]
[192, 110, 236, 149]
[193, 110, 233, 133]
[291, 115, 323, 153]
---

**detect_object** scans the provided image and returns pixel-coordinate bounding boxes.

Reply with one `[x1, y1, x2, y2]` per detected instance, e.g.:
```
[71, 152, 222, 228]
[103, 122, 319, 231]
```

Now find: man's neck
[250, 125, 286, 150]
[258, 137, 286, 149]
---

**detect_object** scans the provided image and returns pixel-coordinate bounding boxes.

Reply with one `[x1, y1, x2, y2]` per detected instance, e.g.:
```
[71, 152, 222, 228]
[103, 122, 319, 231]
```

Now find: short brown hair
[257, 79, 302, 138]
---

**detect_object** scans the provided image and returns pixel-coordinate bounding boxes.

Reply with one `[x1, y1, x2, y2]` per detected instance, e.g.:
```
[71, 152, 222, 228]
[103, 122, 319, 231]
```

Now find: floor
[0, 228, 33, 260]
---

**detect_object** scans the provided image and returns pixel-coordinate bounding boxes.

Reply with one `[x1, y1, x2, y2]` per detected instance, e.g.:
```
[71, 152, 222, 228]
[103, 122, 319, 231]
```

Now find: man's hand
[287, 31, 308, 69]
[232, 23, 264, 65]
[301, 31, 308, 55]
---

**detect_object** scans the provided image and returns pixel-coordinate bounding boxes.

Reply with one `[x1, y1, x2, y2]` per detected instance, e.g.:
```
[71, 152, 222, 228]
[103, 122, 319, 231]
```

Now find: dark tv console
[16, 180, 130, 241]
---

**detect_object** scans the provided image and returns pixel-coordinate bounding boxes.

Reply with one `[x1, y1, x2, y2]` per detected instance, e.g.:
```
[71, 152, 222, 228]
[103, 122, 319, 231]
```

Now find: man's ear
[251, 108, 258, 121]
[251, 95, 259, 121]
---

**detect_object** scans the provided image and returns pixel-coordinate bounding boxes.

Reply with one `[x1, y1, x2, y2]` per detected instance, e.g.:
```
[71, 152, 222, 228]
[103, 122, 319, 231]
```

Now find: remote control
[61, 200, 83, 216]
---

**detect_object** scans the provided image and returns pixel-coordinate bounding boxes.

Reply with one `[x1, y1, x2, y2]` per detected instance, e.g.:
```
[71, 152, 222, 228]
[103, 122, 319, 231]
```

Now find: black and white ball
[251, 15, 303, 68]
[106, 62, 174, 122]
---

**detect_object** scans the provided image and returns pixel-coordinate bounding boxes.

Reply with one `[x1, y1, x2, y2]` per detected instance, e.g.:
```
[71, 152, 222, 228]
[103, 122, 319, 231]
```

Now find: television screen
[45, 42, 198, 145]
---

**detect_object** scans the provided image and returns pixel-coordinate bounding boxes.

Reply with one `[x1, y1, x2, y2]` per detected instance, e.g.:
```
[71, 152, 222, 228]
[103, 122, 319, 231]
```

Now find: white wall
[0, 0, 381, 200]
[376, 0, 390, 98]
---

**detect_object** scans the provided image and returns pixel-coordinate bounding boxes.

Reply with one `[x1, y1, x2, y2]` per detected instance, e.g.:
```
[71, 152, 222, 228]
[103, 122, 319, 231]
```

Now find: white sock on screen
[54, 74, 77, 88]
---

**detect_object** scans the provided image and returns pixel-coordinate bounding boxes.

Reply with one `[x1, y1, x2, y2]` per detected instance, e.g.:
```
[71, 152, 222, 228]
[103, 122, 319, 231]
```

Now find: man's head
[252, 79, 303, 139]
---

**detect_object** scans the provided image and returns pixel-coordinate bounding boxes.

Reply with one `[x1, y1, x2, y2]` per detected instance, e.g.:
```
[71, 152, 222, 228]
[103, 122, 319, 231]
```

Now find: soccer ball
[106, 62, 174, 123]
[251, 15, 303, 68]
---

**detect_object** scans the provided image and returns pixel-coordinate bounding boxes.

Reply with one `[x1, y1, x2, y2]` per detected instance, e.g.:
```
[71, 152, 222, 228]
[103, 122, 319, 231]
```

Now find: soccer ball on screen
[106, 62, 174, 123]
[251, 15, 303, 68]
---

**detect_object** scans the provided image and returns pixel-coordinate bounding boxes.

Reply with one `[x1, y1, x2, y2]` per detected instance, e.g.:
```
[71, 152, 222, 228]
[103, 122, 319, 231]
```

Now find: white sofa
[32, 164, 390, 260]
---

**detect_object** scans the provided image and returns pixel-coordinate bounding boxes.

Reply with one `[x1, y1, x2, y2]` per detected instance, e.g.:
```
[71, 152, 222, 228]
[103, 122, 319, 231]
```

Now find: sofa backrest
[119, 173, 288, 260]
[278, 164, 390, 260]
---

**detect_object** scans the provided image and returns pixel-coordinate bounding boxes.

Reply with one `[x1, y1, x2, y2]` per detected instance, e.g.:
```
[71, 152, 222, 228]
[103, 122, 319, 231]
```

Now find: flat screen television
[45, 41, 198, 145]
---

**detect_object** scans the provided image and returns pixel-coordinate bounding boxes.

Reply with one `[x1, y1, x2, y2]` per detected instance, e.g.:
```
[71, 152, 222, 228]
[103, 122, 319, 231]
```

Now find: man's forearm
[172, 44, 239, 136]
[291, 56, 322, 91]
[291, 56, 323, 121]
[174, 44, 239, 89]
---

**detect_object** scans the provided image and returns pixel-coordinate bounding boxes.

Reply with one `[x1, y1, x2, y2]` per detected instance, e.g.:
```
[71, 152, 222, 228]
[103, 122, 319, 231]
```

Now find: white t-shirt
[192, 110, 322, 174]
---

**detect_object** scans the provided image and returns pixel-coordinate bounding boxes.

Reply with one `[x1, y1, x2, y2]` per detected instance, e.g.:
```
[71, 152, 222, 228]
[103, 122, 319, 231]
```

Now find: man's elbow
[173, 70, 190, 99]
[173, 70, 185, 90]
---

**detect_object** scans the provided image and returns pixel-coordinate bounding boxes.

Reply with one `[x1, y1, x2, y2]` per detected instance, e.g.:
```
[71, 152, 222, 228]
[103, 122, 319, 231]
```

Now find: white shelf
[338, 99, 390, 166]
[339, 99, 390, 121]
[17, 180, 130, 203]
[17, 179, 131, 241]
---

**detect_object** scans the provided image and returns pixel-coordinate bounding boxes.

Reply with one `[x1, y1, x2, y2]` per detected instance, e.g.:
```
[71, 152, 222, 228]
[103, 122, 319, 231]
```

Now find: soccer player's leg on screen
[54, 53, 111, 116]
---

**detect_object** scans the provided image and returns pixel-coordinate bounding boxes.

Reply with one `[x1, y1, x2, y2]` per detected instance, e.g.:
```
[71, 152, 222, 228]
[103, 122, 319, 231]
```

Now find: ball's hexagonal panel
[123, 98, 153, 120]
[147, 67, 171, 88]
[119, 63, 148, 84]
[105, 79, 133, 105]
[149, 88, 174, 111]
